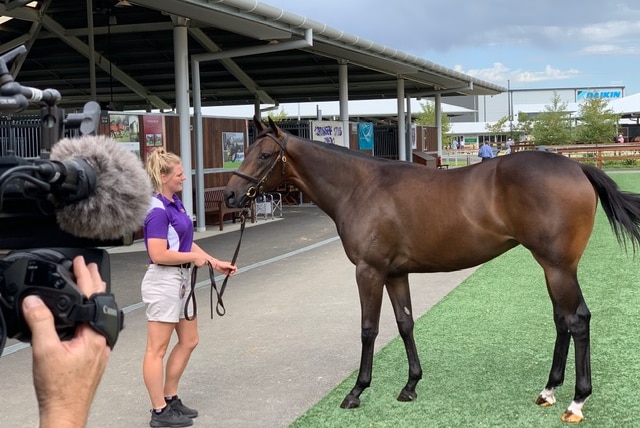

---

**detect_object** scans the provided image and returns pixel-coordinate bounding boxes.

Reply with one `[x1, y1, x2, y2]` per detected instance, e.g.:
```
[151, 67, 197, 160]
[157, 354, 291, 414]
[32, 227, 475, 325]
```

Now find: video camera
[0, 45, 124, 355]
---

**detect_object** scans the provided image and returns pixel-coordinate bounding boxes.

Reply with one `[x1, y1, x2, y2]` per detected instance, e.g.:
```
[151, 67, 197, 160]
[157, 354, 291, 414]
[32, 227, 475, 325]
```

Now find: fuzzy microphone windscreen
[50, 135, 152, 240]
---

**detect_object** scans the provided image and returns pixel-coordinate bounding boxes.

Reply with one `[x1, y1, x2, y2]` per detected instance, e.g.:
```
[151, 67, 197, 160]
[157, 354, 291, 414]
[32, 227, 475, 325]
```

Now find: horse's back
[341, 150, 598, 272]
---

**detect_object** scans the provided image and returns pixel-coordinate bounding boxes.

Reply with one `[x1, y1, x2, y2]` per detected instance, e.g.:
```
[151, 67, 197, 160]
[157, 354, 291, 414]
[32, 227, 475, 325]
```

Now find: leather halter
[232, 131, 287, 199]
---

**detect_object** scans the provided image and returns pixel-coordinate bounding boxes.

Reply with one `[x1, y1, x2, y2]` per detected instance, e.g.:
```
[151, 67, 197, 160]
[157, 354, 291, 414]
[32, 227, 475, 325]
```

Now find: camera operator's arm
[21, 256, 111, 428]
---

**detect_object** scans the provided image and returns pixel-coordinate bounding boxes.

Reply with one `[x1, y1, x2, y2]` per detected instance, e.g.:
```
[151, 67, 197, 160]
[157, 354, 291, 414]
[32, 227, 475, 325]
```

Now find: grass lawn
[291, 171, 640, 428]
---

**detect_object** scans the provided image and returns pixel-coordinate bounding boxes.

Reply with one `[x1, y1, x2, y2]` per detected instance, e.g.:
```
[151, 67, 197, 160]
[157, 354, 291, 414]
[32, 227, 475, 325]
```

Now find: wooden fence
[513, 143, 640, 169]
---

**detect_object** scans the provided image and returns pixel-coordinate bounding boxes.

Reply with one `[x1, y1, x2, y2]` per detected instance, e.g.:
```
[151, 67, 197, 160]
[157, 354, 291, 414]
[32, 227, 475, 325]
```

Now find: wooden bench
[204, 187, 255, 231]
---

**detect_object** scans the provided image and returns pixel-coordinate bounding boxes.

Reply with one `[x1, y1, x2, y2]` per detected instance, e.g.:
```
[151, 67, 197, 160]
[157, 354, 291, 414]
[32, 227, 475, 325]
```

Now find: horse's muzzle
[224, 190, 251, 209]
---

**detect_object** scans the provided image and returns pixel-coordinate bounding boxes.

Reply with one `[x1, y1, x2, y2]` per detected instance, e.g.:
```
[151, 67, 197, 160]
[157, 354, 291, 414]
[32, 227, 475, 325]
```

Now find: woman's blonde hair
[145, 148, 182, 192]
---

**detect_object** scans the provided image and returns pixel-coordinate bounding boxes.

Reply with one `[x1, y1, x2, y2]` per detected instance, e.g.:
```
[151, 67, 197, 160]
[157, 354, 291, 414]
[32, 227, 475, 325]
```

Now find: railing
[555, 144, 640, 169]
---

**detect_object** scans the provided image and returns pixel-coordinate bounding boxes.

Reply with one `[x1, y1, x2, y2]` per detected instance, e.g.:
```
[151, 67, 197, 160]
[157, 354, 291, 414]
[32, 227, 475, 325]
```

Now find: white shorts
[141, 264, 194, 322]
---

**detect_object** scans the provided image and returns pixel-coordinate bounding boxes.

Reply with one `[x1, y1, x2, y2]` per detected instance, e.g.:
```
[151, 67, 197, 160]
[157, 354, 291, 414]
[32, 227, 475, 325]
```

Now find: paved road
[0, 205, 476, 427]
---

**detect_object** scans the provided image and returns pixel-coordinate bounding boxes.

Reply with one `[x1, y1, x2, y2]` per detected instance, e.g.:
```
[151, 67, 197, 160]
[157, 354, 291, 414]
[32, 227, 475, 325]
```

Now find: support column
[406, 95, 412, 159]
[397, 78, 406, 161]
[192, 59, 206, 232]
[435, 93, 443, 159]
[254, 96, 260, 121]
[339, 60, 349, 148]
[173, 18, 193, 220]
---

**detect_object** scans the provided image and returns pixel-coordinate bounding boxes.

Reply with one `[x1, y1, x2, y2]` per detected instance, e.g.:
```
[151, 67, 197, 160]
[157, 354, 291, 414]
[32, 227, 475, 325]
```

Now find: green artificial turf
[291, 171, 640, 428]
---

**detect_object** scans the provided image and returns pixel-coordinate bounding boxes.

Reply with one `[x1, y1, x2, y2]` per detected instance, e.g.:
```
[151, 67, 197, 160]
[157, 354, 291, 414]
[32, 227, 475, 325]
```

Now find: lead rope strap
[184, 265, 197, 321]
[209, 207, 249, 318]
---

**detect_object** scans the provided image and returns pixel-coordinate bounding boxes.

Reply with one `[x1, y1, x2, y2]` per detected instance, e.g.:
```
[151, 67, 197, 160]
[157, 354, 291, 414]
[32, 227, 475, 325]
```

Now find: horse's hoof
[561, 410, 584, 423]
[535, 394, 555, 407]
[340, 395, 360, 409]
[397, 389, 417, 402]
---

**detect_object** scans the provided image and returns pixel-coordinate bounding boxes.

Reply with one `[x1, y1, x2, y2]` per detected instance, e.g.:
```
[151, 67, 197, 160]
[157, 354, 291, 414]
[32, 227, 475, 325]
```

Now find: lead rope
[184, 265, 197, 321]
[184, 207, 249, 320]
[209, 207, 249, 318]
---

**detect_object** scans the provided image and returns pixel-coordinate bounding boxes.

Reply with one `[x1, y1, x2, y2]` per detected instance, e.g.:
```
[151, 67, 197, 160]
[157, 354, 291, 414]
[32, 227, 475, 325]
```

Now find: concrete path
[0, 205, 477, 427]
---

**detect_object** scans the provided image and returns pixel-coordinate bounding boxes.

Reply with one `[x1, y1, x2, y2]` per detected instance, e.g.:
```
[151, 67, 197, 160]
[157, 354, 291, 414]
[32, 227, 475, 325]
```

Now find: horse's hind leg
[340, 264, 385, 409]
[536, 265, 592, 423]
[385, 274, 422, 402]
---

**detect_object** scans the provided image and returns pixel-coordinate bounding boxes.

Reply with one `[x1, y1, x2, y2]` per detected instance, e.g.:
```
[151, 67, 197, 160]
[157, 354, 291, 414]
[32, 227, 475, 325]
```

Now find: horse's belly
[396, 238, 518, 273]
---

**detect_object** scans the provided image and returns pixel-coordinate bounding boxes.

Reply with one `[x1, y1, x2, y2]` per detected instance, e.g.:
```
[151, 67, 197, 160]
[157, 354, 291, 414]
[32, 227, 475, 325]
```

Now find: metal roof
[202, 99, 476, 120]
[0, 0, 506, 112]
[609, 93, 640, 118]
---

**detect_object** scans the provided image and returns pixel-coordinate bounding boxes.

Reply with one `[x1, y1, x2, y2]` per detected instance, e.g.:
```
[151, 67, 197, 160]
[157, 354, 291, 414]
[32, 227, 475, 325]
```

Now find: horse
[224, 117, 640, 423]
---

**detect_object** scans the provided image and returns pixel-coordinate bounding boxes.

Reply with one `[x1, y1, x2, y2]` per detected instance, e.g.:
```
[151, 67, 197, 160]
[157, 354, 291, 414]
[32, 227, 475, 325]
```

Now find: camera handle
[0, 44, 100, 150]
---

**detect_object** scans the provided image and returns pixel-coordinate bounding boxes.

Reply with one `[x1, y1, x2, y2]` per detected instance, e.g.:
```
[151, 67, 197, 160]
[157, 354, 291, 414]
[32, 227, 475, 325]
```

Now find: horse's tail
[581, 164, 640, 252]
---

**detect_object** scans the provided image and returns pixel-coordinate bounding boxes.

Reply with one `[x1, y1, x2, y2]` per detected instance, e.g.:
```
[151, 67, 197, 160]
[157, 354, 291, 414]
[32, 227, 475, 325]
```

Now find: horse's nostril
[225, 193, 235, 207]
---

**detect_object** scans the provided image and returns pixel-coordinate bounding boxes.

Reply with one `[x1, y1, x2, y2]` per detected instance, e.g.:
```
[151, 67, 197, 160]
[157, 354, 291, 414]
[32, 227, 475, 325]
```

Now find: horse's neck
[286, 139, 361, 217]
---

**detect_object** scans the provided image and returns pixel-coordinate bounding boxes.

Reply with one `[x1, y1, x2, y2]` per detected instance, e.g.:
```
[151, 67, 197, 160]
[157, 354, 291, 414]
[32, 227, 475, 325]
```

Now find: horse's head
[224, 116, 288, 208]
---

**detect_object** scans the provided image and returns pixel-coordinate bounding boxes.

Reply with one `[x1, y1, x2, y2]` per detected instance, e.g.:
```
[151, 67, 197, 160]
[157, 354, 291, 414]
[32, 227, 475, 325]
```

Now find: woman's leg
[164, 317, 199, 397]
[143, 321, 176, 409]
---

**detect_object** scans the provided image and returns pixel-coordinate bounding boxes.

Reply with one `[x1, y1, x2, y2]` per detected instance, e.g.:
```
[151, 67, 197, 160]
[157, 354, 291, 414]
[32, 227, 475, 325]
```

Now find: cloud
[517, 65, 582, 83]
[580, 44, 640, 55]
[263, 0, 640, 92]
[455, 63, 581, 85]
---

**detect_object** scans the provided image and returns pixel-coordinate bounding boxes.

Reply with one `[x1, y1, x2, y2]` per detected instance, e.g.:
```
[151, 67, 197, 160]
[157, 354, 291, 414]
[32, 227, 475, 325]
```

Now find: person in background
[505, 137, 514, 154]
[23, 256, 111, 428]
[478, 139, 494, 162]
[617, 134, 625, 144]
[141, 148, 237, 427]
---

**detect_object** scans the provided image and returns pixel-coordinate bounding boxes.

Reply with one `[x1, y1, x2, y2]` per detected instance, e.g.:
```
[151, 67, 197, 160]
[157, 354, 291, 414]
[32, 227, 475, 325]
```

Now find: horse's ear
[267, 116, 282, 138]
[253, 116, 266, 132]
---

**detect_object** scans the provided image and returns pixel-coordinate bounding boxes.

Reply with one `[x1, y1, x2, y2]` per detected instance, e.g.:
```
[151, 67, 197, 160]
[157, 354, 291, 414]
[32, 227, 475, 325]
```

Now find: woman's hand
[210, 258, 237, 276]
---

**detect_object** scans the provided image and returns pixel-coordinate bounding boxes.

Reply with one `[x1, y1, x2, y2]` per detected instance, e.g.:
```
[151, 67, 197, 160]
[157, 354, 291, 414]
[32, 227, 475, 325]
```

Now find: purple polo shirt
[143, 193, 193, 256]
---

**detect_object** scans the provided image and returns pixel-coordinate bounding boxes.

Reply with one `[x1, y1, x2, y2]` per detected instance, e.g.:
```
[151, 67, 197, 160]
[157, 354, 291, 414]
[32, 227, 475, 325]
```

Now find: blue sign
[577, 90, 622, 100]
[358, 122, 373, 150]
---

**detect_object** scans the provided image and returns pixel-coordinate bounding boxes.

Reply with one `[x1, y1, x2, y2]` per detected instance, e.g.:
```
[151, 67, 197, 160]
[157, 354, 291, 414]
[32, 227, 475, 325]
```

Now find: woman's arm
[147, 238, 208, 267]
[191, 242, 238, 275]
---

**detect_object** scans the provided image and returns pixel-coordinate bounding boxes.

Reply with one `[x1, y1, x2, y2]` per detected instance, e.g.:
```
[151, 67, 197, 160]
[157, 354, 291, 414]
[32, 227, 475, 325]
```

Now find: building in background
[445, 85, 628, 147]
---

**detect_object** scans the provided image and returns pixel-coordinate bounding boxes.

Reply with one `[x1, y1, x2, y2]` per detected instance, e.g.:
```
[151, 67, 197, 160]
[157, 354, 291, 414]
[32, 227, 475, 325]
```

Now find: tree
[485, 116, 509, 137]
[574, 98, 621, 143]
[414, 101, 451, 145]
[485, 116, 509, 135]
[512, 111, 534, 142]
[263, 107, 288, 121]
[530, 92, 573, 145]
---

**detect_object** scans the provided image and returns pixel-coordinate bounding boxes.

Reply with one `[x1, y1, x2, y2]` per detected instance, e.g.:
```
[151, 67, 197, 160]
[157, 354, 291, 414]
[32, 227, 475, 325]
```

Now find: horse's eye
[259, 152, 271, 160]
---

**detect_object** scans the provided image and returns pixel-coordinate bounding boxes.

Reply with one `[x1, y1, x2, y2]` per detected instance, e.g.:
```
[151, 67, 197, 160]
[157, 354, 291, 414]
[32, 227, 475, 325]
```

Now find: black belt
[158, 263, 192, 269]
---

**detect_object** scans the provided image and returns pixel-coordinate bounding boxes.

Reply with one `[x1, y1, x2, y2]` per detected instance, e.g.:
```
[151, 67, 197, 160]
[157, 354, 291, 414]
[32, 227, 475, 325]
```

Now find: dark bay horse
[224, 118, 640, 423]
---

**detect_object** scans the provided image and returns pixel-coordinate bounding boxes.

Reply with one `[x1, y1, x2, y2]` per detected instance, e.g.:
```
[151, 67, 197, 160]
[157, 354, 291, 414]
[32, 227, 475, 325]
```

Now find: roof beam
[9, 0, 49, 77]
[188, 27, 275, 105]
[39, 13, 171, 110]
[0, 3, 171, 109]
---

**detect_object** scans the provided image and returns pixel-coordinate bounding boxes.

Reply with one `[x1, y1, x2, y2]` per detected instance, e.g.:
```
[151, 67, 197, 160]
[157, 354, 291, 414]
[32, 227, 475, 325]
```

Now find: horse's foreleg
[340, 264, 385, 409]
[386, 274, 422, 402]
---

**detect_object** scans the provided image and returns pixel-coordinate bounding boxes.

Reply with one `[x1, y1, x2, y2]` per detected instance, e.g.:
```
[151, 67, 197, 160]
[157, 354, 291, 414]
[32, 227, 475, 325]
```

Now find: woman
[141, 148, 237, 427]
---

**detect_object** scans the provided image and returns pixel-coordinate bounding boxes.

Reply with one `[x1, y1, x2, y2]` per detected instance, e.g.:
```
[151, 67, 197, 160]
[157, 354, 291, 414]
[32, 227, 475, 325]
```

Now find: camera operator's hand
[21, 256, 111, 428]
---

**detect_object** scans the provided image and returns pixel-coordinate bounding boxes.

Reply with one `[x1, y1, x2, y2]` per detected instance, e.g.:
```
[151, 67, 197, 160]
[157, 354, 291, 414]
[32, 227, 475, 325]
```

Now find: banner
[311, 120, 345, 146]
[142, 115, 166, 162]
[358, 122, 373, 150]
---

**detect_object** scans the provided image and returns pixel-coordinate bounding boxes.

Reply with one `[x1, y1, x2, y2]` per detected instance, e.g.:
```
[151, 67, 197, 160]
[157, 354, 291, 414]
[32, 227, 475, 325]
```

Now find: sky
[259, 0, 640, 95]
